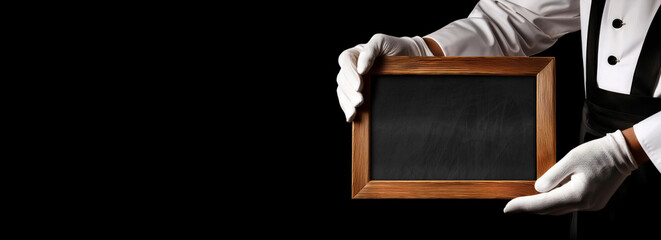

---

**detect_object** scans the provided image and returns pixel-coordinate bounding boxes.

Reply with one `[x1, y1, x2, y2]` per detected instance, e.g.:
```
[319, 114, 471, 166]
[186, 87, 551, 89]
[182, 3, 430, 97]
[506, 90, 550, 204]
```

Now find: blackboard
[352, 56, 556, 199]
[370, 75, 536, 180]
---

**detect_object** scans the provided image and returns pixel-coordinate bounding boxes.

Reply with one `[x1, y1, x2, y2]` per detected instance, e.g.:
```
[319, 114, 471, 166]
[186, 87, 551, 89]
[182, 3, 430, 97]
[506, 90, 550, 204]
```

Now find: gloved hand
[337, 34, 434, 122]
[503, 130, 638, 215]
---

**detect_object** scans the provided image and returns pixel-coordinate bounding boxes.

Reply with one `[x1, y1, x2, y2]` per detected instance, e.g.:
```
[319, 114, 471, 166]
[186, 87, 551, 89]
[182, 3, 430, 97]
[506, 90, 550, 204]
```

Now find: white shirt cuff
[633, 111, 661, 172]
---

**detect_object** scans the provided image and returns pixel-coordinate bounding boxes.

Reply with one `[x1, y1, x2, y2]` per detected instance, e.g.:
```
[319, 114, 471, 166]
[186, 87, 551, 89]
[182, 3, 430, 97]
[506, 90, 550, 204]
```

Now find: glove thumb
[535, 153, 574, 193]
[356, 46, 378, 75]
[357, 34, 389, 74]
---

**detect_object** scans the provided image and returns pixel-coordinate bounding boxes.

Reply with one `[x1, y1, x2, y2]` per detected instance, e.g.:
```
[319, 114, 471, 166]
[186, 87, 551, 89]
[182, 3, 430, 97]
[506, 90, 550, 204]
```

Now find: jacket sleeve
[633, 111, 661, 172]
[425, 0, 581, 56]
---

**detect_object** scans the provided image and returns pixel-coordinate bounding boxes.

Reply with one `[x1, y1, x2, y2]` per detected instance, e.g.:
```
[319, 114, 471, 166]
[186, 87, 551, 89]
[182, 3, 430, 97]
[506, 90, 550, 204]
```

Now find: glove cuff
[409, 36, 435, 57]
[608, 130, 639, 173]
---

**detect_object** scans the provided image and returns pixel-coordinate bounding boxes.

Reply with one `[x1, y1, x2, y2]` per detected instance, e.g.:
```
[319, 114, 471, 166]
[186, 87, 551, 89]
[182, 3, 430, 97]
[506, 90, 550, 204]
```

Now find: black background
[265, 2, 585, 239]
[6, 2, 589, 238]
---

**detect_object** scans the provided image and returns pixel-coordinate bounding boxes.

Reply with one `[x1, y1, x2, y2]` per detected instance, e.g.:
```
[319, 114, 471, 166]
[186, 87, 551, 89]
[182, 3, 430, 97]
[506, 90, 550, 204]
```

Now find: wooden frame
[352, 56, 556, 199]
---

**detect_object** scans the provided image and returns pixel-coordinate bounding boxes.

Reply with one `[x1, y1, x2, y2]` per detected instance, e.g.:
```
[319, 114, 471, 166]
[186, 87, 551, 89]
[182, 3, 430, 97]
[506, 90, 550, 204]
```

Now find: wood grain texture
[369, 56, 554, 76]
[353, 181, 538, 199]
[536, 59, 557, 178]
[352, 74, 370, 197]
[352, 56, 556, 199]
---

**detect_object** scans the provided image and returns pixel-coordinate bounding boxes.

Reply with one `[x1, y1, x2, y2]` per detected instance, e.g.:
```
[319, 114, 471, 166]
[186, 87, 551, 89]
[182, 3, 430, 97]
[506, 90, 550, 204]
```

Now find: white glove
[337, 34, 434, 122]
[503, 130, 638, 215]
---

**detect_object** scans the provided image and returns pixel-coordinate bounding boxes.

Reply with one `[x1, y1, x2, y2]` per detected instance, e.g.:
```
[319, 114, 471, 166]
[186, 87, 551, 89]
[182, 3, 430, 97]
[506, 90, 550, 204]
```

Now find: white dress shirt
[425, 0, 661, 171]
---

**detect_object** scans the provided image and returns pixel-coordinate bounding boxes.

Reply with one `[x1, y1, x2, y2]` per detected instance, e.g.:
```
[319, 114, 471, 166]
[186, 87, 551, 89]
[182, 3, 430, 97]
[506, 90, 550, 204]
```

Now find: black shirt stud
[612, 19, 624, 28]
[608, 55, 619, 65]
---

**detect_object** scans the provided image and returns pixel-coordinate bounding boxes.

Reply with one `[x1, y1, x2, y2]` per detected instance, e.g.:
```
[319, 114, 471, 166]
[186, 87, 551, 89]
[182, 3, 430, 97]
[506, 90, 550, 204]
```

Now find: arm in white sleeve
[633, 111, 661, 172]
[425, 0, 580, 56]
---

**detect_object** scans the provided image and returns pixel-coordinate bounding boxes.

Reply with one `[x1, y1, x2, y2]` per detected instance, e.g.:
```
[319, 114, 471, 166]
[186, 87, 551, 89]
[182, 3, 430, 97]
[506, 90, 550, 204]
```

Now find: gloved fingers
[338, 45, 363, 70]
[336, 70, 364, 106]
[338, 47, 364, 92]
[504, 180, 581, 214]
[337, 86, 357, 122]
[357, 34, 387, 74]
[338, 65, 362, 92]
[356, 49, 377, 75]
[534, 153, 575, 193]
[337, 44, 366, 122]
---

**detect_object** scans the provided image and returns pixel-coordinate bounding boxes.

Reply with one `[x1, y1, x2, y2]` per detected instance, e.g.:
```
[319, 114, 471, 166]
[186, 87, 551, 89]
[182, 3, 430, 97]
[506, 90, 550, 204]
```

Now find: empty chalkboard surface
[370, 75, 536, 180]
[352, 56, 556, 199]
